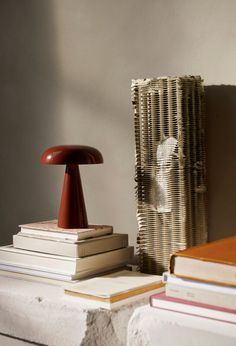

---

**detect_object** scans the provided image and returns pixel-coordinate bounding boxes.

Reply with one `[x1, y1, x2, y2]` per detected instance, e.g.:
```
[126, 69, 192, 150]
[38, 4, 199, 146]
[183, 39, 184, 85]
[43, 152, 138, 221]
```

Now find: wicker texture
[132, 76, 207, 274]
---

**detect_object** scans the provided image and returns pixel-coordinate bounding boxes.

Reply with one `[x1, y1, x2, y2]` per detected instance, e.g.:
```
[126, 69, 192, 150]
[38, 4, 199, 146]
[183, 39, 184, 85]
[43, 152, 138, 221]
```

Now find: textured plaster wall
[0, 0, 236, 245]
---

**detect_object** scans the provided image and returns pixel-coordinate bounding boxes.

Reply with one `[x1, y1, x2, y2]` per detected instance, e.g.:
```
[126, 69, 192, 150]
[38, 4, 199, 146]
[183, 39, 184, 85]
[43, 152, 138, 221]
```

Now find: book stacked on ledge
[0, 220, 134, 284]
[64, 269, 165, 310]
[150, 236, 236, 324]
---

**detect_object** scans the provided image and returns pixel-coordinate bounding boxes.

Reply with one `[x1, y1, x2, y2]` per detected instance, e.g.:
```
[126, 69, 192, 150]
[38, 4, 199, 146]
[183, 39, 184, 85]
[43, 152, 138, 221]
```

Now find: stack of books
[150, 236, 236, 324]
[0, 220, 134, 283]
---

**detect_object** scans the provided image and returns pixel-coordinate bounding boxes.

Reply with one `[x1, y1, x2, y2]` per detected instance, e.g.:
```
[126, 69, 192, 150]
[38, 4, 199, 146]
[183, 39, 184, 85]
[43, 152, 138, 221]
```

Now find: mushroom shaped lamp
[41, 145, 103, 229]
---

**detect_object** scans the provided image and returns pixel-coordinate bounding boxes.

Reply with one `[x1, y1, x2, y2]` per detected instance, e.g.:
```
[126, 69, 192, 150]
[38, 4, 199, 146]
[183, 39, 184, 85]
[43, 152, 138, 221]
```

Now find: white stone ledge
[0, 276, 149, 346]
[127, 305, 236, 346]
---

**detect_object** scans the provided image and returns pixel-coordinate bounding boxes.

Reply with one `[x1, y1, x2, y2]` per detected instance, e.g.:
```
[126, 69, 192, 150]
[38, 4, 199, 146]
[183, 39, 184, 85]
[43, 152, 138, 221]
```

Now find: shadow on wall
[0, 2, 61, 244]
[205, 86, 236, 241]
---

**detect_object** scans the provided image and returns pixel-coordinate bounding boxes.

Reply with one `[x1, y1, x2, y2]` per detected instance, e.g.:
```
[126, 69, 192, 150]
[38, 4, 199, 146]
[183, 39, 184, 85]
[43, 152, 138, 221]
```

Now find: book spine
[166, 283, 236, 310]
[75, 247, 134, 272]
[169, 254, 176, 274]
[14, 234, 128, 258]
[164, 274, 236, 294]
[20, 228, 78, 240]
[78, 235, 128, 257]
[150, 293, 236, 324]
[0, 269, 73, 285]
[0, 246, 133, 275]
[0, 255, 75, 273]
[20, 226, 113, 240]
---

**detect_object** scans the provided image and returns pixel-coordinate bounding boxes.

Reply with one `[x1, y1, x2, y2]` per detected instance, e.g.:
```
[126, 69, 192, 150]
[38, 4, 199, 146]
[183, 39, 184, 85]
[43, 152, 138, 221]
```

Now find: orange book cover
[170, 236, 236, 270]
[169, 236, 236, 287]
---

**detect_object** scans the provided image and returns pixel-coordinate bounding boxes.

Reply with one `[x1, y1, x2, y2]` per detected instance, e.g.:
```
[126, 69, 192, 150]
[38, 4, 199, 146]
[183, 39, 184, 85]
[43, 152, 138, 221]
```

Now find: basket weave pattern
[132, 76, 208, 274]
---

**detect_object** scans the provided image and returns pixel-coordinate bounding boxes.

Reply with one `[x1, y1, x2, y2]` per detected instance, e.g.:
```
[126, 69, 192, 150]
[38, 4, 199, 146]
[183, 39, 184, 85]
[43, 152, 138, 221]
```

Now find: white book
[64, 270, 165, 309]
[13, 233, 128, 257]
[0, 267, 76, 284]
[163, 273, 236, 310]
[0, 265, 129, 285]
[150, 292, 236, 324]
[19, 220, 113, 241]
[0, 245, 134, 274]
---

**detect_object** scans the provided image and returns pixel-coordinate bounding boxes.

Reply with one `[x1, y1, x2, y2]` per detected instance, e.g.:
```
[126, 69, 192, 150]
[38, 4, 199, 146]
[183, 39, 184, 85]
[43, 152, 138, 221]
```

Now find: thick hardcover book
[164, 274, 236, 310]
[19, 220, 113, 240]
[169, 236, 236, 286]
[64, 270, 164, 309]
[150, 292, 236, 324]
[13, 233, 128, 257]
[0, 245, 134, 274]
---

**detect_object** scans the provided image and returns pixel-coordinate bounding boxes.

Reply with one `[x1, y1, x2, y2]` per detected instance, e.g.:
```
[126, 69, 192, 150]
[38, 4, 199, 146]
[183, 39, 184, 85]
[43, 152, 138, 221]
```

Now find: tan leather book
[169, 236, 236, 287]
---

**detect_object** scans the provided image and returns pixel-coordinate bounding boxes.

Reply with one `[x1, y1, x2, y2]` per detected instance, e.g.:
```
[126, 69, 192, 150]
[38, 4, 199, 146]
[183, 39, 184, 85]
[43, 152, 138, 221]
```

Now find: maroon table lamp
[41, 145, 103, 229]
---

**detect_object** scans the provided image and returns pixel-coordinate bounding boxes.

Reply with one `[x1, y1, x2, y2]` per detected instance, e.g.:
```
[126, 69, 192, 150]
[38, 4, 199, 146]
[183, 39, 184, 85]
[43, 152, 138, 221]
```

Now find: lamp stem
[58, 164, 88, 228]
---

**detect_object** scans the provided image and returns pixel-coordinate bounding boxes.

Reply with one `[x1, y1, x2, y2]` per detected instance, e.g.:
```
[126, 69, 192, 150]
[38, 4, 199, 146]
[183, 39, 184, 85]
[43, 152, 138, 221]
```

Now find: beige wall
[0, 0, 236, 245]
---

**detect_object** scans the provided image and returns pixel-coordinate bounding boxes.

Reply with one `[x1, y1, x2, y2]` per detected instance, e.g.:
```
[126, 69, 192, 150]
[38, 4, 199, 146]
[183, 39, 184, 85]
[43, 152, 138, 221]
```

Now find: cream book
[0, 245, 134, 274]
[0, 265, 130, 284]
[64, 270, 165, 309]
[150, 292, 236, 324]
[19, 220, 113, 241]
[13, 233, 128, 257]
[164, 273, 236, 310]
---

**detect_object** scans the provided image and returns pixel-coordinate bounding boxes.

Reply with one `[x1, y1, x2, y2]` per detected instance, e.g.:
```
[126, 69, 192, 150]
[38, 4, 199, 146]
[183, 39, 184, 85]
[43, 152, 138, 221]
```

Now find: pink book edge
[150, 292, 236, 314]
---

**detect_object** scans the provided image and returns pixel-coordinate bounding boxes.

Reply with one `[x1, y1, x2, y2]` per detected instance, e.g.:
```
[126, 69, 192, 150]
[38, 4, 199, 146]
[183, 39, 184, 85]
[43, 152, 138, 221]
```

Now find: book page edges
[172, 274, 236, 288]
[65, 282, 165, 303]
[20, 221, 113, 234]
